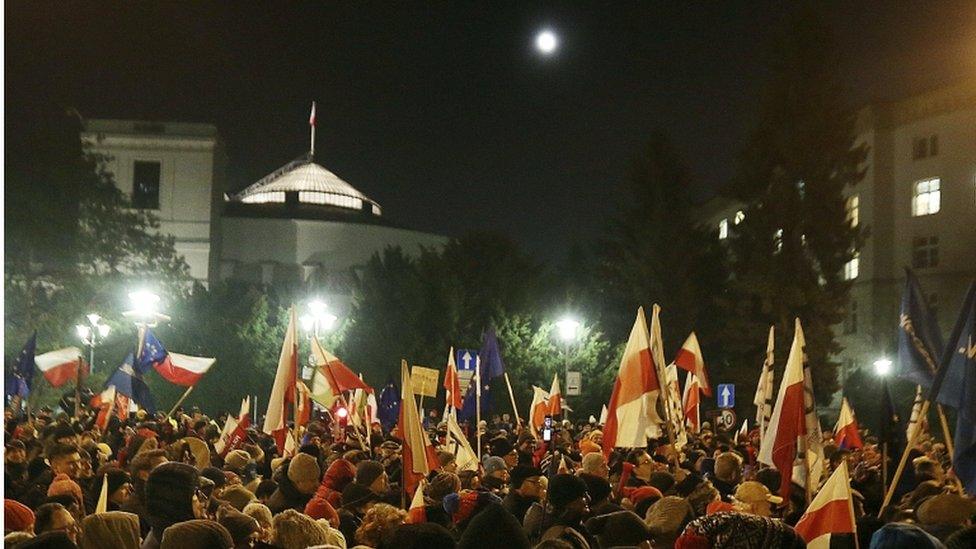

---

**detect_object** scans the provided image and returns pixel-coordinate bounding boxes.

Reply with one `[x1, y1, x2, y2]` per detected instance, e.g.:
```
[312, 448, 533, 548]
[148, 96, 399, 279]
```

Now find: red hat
[5, 499, 35, 532]
[48, 473, 84, 506]
[631, 486, 663, 507]
[706, 500, 735, 515]
[304, 495, 340, 527]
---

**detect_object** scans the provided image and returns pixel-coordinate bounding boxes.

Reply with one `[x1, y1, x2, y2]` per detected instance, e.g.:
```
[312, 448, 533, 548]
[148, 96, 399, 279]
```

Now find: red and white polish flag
[35, 347, 84, 387]
[548, 373, 562, 417]
[155, 353, 216, 387]
[794, 461, 857, 548]
[407, 480, 427, 524]
[833, 397, 863, 450]
[529, 386, 550, 437]
[673, 332, 711, 396]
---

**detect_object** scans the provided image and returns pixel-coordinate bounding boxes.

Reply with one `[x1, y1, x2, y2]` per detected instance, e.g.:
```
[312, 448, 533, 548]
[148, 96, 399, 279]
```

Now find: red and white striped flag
[793, 461, 857, 548]
[399, 360, 439, 496]
[548, 373, 562, 417]
[216, 396, 251, 456]
[407, 480, 427, 524]
[754, 326, 776, 444]
[682, 371, 701, 433]
[833, 397, 863, 450]
[36, 348, 84, 387]
[758, 319, 807, 500]
[673, 332, 711, 396]
[529, 386, 550, 437]
[602, 306, 662, 456]
[263, 307, 298, 455]
[443, 347, 462, 412]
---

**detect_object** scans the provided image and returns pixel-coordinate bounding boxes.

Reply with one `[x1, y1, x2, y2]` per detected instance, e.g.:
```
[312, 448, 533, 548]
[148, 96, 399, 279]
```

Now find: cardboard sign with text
[411, 365, 440, 397]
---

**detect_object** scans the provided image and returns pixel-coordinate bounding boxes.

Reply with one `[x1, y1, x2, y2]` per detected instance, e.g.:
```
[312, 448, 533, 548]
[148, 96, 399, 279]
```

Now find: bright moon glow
[535, 30, 558, 54]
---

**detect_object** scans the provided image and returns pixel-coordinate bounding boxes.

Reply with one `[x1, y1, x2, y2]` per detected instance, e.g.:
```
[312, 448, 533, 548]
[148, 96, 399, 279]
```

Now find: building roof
[227, 154, 382, 216]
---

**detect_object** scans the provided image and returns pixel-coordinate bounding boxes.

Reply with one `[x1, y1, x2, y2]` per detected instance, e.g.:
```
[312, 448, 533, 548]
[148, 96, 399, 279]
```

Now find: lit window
[845, 195, 859, 227]
[912, 236, 939, 268]
[912, 178, 941, 216]
[844, 251, 859, 280]
[773, 228, 783, 253]
[718, 219, 729, 240]
[734, 210, 745, 225]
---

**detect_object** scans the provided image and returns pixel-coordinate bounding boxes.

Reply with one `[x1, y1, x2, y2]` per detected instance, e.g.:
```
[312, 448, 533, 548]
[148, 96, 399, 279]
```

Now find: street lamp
[123, 290, 171, 359]
[554, 317, 582, 414]
[76, 313, 111, 373]
[873, 358, 893, 377]
[300, 299, 338, 379]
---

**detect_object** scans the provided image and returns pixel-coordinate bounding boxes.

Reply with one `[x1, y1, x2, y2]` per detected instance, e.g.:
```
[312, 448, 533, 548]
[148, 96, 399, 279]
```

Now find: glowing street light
[76, 313, 111, 373]
[556, 318, 581, 342]
[874, 358, 893, 377]
[535, 29, 559, 55]
[301, 299, 338, 338]
[124, 290, 170, 325]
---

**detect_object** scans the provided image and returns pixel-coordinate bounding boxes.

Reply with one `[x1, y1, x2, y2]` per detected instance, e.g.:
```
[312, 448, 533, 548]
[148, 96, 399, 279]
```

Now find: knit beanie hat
[427, 472, 461, 502]
[223, 449, 251, 473]
[354, 460, 385, 487]
[483, 456, 508, 477]
[631, 486, 664, 507]
[146, 462, 199, 529]
[305, 494, 339, 525]
[220, 484, 257, 511]
[645, 496, 694, 537]
[287, 453, 321, 487]
[580, 473, 613, 505]
[586, 510, 651, 548]
[548, 473, 588, 508]
[314, 518, 347, 548]
[242, 502, 273, 528]
[456, 501, 530, 549]
[160, 519, 234, 549]
[4, 499, 34, 532]
[509, 465, 543, 489]
[324, 458, 356, 490]
[47, 473, 84, 506]
[80, 511, 141, 549]
[216, 505, 260, 545]
[387, 522, 456, 549]
[273, 509, 330, 549]
[489, 436, 515, 458]
[917, 493, 976, 526]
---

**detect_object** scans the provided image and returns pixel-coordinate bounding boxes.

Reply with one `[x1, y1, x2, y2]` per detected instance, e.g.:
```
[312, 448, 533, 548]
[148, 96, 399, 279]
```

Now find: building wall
[82, 120, 223, 284]
[219, 216, 448, 310]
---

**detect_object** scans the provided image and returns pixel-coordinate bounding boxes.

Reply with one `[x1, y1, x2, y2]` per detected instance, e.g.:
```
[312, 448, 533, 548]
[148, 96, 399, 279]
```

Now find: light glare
[556, 318, 581, 341]
[874, 358, 893, 377]
[536, 30, 558, 55]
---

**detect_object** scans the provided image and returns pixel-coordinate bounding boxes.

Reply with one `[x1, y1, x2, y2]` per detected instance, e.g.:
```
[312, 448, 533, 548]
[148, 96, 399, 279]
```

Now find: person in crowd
[644, 495, 694, 547]
[123, 449, 168, 536]
[272, 508, 331, 549]
[267, 453, 320, 514]
[220, 484, 257, 511]
[143, 462, 205, 549]
[675, 510, 806, 547]
[579, 452, 609, 480]
[585, 510, 652, 548]
[216, 505, 262, 548]
[709, 451, 743, 502]
[159, 519, 234, 549]
[502, 465, 545, 519]
[33, 502, 80, 544]
[457, 501, 531, 549]
[79, 510, 141, 549]
[86, 467, 132, 513]
[6, 440, 31, 499]
[354, 459, 390, 498]
[355, 502, 405, 546]
[242, 502, 275, 545]
[731, 481, 783, 518]
[537, 474, 594, 549]
[482, 456, 510, 495]
[337, 479, 380, 543]
[424, 471, 461, 529]
[19, 443, 83, 509]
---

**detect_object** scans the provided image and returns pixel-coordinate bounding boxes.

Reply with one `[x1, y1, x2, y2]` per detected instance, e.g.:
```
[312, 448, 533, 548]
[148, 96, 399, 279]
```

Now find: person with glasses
[502, 465, 546, 519]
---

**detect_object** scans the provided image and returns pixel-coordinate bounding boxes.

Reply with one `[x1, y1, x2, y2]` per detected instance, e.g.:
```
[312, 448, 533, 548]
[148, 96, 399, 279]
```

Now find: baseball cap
[733, 481, 783, 505]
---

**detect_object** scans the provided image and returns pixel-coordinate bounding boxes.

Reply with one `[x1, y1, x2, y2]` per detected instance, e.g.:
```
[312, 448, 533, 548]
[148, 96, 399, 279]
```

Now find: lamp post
[554, 317, 581, 418]
[874, 357, 893, 495]
[75, 313, 111, 374]
[299, 299, 338, 380]
[123, 290, 171, 353]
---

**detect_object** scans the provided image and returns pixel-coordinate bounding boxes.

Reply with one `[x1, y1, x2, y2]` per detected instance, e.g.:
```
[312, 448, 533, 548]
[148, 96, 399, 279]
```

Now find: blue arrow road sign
[455, 349, 478, 371]
[718, 384, 735, 409]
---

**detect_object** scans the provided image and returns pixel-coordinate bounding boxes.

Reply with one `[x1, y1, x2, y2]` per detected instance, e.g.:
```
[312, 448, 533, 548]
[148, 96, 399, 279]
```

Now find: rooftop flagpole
[309, 101, 317, 157]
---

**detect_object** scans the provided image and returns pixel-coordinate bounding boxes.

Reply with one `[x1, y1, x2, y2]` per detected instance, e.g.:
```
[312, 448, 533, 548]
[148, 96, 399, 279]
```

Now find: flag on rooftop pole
[833, 397, 863, 450]
[138, 329, 215, 386]
[946, 281, 976, 494]
[399, 360, 439, 496]
[758, 319, 807, 501]
[793, 461, 857, 548]
[263, 307, 298, 455]
[602, 307, 662, 456]
[674, 332, 711, 396]
[35, 347, 85, 388]
[5, 332, 36, 399]
[754, 326, 775, 444]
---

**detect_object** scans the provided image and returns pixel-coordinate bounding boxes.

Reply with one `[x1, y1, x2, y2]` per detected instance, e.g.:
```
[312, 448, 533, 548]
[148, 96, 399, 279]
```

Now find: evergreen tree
[718, 10, 866, 402]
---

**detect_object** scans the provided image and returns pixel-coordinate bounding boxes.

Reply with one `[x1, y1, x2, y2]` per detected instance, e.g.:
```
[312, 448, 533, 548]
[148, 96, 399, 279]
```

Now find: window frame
[131, 160, 162, 210]
[911, 177, 941, 217]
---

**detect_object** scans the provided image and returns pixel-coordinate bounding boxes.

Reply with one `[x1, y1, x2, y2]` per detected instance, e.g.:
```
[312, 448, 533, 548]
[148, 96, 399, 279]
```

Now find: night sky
[7, 2, 975, 260]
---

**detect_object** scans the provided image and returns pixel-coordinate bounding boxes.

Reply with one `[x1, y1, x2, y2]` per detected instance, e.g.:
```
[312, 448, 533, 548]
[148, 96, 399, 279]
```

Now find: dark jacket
[266, 462, 312, 515]
[502, 490, 536, 520]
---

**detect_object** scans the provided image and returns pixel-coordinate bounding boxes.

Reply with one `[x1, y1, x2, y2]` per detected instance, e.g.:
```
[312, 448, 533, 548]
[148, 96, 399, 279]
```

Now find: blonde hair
[354, 502, 406, 547]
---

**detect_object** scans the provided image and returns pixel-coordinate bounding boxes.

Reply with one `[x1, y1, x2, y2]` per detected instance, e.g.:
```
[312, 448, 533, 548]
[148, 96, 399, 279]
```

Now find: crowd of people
[4, 404, 976, 548]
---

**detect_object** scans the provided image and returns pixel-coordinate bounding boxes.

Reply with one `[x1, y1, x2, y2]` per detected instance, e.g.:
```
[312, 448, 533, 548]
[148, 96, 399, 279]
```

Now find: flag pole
[651, 305, 681, 471]
[166, 386, 195, 418]
[310, 101, 316, 157]
[880, 399, 930, 514]
[475, 359, 482, 462]
[503, 372, 522, 427]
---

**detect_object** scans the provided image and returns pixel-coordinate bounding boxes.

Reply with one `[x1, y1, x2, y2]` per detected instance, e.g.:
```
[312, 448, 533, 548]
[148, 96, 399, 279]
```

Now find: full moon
[535, 30, 558, 55]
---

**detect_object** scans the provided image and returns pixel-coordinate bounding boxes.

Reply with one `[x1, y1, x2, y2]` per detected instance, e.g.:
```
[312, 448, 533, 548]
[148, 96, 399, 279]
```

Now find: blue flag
[896, 269, 943, 389]
[948, 282, 976, 493]
[137, 329, 167, 375]
[478, 328, 506, 380]
[107, 352, 156, 413]
[5, 333, 36, 398]
[376, 378, 400, 431]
